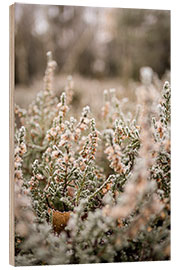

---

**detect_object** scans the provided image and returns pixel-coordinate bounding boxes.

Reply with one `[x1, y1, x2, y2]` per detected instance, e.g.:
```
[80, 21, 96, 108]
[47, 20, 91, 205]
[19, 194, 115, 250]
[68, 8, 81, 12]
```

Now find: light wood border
[9, 3, 15, 266]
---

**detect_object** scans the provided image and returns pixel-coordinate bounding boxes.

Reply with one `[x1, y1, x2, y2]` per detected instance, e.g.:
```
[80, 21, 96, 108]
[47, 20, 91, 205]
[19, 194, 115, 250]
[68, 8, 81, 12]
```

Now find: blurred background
[15, 3, 170, 112]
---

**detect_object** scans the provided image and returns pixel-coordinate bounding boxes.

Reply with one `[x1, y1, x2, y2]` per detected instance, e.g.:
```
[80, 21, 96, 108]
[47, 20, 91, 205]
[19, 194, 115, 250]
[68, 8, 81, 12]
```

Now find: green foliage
[14, 53, 170, 266]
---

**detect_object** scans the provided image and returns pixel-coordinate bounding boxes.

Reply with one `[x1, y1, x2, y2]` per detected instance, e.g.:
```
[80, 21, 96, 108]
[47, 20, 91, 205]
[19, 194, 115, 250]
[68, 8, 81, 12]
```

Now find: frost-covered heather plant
[14, 53, 170, 266]
[102, 88, 141, 197]
[14, 126, 27, 183]
[151, 81, 171, 198]
[15, 51, 70, 177]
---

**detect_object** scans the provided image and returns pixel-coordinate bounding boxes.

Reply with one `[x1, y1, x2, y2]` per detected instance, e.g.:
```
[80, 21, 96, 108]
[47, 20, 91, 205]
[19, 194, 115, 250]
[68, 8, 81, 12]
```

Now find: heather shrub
[14, 52, 170, 265]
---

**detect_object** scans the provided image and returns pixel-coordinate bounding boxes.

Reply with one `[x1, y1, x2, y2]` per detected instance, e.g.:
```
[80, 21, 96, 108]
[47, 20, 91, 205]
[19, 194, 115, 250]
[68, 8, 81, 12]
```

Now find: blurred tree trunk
[15, 44, 29, 85]
[61, 27, 94, 73]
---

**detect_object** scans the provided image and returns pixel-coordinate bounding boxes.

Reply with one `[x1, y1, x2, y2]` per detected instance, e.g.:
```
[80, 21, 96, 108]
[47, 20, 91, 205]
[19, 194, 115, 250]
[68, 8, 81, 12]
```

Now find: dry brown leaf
[52, 210, 71, 234]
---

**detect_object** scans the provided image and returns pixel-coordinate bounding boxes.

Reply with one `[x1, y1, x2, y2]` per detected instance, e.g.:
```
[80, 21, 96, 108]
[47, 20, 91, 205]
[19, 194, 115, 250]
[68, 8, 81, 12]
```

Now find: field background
[15, 4, 170, 115]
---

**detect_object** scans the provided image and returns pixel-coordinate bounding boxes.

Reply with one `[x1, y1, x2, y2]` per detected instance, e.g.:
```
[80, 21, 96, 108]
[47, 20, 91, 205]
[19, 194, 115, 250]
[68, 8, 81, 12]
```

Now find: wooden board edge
[9, 3, 15, 267]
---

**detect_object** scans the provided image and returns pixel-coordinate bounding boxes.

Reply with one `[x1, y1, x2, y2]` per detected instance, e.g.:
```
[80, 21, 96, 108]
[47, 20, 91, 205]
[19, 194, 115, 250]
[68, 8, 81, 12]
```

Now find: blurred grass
[15, 74, 139, 125]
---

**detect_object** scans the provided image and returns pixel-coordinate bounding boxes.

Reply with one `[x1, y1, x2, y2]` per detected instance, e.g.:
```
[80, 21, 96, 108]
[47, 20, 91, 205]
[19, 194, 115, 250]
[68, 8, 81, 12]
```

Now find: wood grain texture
[9, 4, 15, 266]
